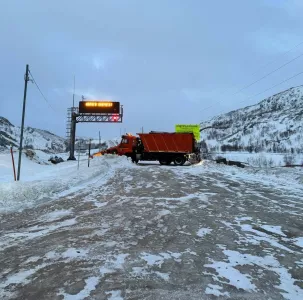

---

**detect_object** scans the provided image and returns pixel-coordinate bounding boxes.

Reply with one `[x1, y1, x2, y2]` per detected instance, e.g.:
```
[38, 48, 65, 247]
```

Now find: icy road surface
[0, 158, 303, 299]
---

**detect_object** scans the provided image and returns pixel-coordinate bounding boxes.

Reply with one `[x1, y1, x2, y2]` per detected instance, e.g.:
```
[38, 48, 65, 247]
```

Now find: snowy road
[0, 159, 303, 299]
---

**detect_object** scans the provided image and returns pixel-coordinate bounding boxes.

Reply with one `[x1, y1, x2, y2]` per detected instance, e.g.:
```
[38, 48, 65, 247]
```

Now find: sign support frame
[67, 105, 123, 161]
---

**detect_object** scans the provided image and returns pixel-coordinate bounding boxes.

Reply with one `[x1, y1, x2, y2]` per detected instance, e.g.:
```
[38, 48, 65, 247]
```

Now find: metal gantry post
[67, 113, 77, 160]
[67, 104, 123, 161]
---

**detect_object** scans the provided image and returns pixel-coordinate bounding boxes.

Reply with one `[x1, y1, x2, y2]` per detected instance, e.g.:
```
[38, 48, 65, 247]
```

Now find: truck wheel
[131, 156, 138, 164]
[174, 156, 185, 166]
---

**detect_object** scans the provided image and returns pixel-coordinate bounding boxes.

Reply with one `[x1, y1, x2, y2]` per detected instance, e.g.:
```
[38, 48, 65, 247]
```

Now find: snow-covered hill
[0, 115, 121, 155]
[0, 117, 67, 153]
[74, 137, 120, 151]
[200, 86, 303, 153]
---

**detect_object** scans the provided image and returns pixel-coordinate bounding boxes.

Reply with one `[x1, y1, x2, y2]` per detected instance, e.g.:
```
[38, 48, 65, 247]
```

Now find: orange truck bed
[138, 132, 194, 153]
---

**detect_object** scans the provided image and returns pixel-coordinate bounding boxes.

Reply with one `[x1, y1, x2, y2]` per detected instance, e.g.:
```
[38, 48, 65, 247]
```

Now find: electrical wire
[200, 38, 303, 113]
[202, 51, 303, 112]
[241, 70, 303, 104]
[229, 52, 303, 96]
[28, 69, 61, 114]
[203, 70, 303, 122]
[249, 40, 303, 77]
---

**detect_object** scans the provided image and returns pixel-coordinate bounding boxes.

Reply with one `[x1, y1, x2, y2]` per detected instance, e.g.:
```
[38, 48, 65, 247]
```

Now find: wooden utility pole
[17, 64, 30, 181]
[10, 146, 16, 181]
[88, 139, 92, 167]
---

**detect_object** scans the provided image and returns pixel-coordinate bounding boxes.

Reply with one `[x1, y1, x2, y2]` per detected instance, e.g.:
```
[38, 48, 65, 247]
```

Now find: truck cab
[93, 134, 136, 157]
[116, 135, 137, 155]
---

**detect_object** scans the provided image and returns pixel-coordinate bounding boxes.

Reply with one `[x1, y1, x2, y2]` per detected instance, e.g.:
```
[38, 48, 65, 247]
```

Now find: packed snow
[1, 150, 302, 214]
[212, 151, 303, 167]
[58, 276, 99, 300]
[1, 150, 303, 299]
[197, 227, 212, 237]
[0, 152, 133, 212]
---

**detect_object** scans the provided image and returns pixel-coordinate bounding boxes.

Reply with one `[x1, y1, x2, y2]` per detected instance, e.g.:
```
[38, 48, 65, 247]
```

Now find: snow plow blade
[187, 154, 201, 165]
[90, 152, 103, 158]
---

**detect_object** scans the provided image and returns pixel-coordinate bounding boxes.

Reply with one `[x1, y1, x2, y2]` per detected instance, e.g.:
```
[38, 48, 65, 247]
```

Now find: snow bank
[212, 151, 303, 167]
[173, 160, 303, 193]
[0, 154, 133, 213]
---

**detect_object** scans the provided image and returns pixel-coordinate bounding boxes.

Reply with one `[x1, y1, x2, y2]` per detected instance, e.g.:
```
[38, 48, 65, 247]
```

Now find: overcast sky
[1, 0, 303, 139]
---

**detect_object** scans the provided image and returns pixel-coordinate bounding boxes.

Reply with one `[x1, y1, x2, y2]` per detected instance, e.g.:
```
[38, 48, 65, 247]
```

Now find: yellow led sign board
[79, 101, 120, 114]
[85, 102, 113, 107]
[175, 124, 200, 141]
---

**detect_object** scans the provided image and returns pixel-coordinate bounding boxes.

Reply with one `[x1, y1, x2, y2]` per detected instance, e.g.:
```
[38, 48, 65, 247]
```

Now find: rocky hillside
[73, 137, 120, 152]
[200, 85, 303, 153]
[0, 117, 67, 153]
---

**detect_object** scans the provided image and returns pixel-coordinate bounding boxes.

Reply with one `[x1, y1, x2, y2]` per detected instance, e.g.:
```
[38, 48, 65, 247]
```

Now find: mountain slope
[0, 117, 67, 153]
[200, 85, 303, 153]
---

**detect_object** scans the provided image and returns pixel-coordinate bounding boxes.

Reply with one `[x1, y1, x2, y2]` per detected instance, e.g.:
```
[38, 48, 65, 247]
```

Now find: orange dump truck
[93, 132, 200, 165]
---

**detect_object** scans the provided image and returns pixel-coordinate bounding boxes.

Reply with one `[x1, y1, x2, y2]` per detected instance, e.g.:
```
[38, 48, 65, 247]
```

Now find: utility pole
[77, 141, 80, 170]
[99, 131, 101, 152]
[88, 139, 92, 167]
[10, 145, 16, 181]
[17, 64, 30, 181]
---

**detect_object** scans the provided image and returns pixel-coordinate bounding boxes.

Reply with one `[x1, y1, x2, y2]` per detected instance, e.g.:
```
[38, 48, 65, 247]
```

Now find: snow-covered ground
[211, 151, 303, 167]
[1, 151, 302, 214]
[0, 150, 68, 181]
[0, 151, 133, 213]
[183, 160, 303, 195]
[1, 154, 303, 299]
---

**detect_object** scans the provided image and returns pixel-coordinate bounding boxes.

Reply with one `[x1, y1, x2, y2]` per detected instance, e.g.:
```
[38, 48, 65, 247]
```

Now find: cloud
[92, 56, 105, 71]
[80, 49, 122, 72]
[1, 0, 303, 138]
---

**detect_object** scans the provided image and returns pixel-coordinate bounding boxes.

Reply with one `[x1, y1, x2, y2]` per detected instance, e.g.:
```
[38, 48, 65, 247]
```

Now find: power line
[28, 69, 59, 113]
[230, 51, 303, 97]
[204, 70, 303, 121]
[239, 70, 303, 106]
[201, 41, 303, 112]
[249, 40, 303, 78]
[225, 40, 303, 99]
